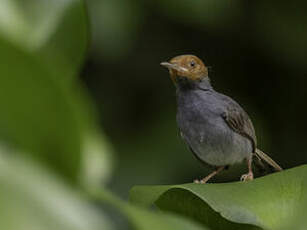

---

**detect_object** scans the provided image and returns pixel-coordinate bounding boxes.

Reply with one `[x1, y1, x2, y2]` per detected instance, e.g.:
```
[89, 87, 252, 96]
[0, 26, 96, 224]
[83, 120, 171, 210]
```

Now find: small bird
[161, 55, 282, 183]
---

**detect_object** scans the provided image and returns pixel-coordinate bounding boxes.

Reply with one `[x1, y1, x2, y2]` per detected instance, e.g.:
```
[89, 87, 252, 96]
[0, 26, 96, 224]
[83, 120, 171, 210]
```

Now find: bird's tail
[254, 149, 283, 172]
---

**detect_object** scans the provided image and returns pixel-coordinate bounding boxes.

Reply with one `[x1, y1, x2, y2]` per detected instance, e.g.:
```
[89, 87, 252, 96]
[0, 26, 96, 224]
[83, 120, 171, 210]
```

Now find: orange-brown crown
[161, 55, 208, 83]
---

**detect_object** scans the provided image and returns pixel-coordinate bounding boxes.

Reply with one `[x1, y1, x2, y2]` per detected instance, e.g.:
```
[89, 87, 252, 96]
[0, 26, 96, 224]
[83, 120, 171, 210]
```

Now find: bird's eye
[190, 61, 195, 67]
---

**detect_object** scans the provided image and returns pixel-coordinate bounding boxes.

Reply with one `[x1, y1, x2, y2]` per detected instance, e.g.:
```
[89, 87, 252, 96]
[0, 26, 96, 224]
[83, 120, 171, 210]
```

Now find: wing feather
[220, 95, 257, 152]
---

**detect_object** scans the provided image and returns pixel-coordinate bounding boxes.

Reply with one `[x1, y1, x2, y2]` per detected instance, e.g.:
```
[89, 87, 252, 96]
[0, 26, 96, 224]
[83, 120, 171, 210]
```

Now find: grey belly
[179, 116, 252, 166]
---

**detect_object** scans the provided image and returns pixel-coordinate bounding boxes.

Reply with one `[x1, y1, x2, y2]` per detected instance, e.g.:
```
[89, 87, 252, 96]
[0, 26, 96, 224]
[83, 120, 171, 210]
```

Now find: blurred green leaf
[0, 0, 88, 80]
[130, 166, 307, 230]
[125, 205, 209, 230]
[73, 84, 114, 186]
[0, 149, 113, 230]
[0, 0, 113, 185]
[90, 188, 209, 230]
[0, 146, 205, 230]
[0, 38, 82, 182]
[81, 130, 114, 187]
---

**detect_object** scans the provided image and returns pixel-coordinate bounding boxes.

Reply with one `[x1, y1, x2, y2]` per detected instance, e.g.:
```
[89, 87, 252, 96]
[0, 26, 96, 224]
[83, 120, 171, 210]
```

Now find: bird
[161, 54, 282, 183]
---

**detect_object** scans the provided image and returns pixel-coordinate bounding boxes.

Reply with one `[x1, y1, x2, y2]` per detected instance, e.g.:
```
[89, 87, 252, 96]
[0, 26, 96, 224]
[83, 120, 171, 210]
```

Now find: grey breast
[176, 89, 252, 166]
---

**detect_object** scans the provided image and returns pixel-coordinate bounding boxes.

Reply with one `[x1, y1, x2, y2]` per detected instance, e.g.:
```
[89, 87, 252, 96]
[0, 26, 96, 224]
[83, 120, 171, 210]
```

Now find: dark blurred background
[84, 0, 307, 198]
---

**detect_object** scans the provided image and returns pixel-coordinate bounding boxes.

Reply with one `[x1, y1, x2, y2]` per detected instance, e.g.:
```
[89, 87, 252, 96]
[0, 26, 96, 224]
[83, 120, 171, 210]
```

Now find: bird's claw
[193, 179, 207, 184]
[240, 172, 254, 182]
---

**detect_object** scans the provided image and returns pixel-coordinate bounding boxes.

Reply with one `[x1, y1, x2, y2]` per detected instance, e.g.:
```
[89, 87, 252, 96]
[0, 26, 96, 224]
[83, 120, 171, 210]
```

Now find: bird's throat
[197, 78, 213, 91]
[177, 77, 212, 91]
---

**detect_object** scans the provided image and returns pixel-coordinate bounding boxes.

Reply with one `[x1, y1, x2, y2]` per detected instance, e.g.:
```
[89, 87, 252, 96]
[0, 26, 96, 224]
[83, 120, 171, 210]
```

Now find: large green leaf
[130, 166, 307, 230]
[0, 149, 113, 230]
[0, 38, 82, 182]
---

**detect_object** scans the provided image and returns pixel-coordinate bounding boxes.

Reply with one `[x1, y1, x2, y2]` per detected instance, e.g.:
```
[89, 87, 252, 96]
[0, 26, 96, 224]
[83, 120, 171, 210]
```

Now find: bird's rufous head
[160, 55, 208, 84]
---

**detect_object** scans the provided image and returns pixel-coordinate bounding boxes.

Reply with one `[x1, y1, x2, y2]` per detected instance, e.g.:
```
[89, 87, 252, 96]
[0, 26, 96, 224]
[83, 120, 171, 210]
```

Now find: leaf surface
[130, 166, 307, 230]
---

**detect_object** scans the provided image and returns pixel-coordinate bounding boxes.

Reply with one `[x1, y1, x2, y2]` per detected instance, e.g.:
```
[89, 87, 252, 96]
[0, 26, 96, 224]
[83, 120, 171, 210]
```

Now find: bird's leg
[240, 156, 254, 182]
[194, 166, 225, 184]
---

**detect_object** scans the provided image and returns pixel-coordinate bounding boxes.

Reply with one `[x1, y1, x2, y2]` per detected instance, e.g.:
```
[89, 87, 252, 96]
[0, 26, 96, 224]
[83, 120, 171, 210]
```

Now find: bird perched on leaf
[161, 55, 282, 183]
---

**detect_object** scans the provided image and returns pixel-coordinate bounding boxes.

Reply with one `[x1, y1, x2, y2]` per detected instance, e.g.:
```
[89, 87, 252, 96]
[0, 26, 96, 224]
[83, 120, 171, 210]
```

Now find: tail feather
[255, 149, 283, 172]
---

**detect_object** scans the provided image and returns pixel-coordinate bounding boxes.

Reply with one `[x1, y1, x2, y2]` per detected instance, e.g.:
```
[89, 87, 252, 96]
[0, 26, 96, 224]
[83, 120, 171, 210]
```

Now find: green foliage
[0, 0, 116, 229]
[0, 0, 88, 80]
[0, 0, 210, 229]
[0, 151, 112, 230]
[90, 189, 208, 230]
[0, 37, 82, 182]
[0, 0, 111, 185]
[130, 166, 307, 230]
[0, 148, 206, 230]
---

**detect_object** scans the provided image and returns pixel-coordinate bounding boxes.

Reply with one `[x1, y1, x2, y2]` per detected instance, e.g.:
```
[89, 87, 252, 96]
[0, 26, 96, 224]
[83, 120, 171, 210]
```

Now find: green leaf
[89, 188, 209, 230]
[0, 0, 88, 80]
[73, 84, 115, 186]
[0, 149, 113, 230]
[130, 166, 307, 230]
[125, 206, 209, 230]
[0, 0, 113, 185]
[80, 130, 114, 187]
[0, 147, 205, 230]
[0, 38, 82, 182]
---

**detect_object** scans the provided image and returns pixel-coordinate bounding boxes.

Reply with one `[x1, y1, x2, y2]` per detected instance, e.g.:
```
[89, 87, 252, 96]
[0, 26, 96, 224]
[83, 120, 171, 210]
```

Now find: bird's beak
[160, 62, 188, 72]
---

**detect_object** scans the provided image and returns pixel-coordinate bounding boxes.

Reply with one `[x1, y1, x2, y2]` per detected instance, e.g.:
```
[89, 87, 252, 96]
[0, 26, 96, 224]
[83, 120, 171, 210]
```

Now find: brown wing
[218, 94, 283, 171]
[221, 99, 257, 152]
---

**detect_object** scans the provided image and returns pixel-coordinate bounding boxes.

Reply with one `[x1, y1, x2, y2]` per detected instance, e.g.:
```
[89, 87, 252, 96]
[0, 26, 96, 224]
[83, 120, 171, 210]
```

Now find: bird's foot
[240, 172, 254, 182]
[193, 179, 208, 184]
[194, 177, 210, 184]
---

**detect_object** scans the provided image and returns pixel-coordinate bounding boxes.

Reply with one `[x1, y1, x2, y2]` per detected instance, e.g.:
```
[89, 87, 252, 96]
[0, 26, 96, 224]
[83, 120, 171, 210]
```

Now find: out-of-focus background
[85, 0, 307, 197]
[0, 0, 306, 229]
